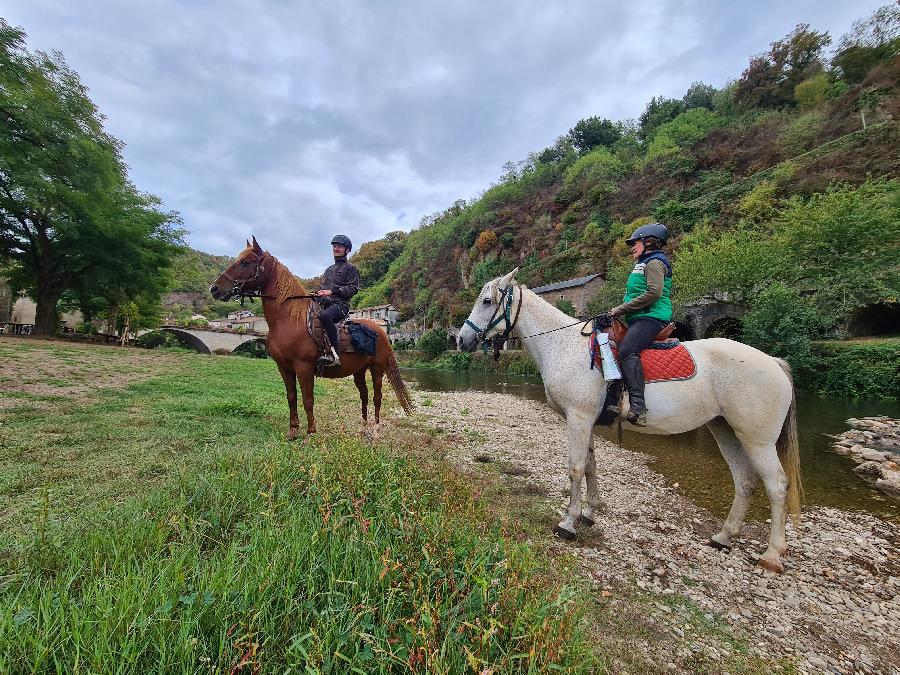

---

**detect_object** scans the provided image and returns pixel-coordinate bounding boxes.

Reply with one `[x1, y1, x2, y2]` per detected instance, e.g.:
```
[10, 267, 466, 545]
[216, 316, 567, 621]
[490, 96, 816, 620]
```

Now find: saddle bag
[346, 320, 378, 355]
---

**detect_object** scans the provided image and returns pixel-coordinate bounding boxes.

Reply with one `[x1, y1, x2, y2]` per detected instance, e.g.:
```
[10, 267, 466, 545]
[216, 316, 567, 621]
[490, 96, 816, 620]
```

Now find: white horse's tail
[775, 358, 803, 521]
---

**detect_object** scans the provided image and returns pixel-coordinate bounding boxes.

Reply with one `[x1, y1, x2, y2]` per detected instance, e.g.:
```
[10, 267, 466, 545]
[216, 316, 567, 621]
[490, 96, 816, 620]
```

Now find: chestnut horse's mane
[264, 252, 310, 325]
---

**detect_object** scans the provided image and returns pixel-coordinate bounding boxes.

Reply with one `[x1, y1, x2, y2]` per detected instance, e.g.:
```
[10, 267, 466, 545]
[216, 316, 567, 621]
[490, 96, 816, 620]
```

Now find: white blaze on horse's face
[458, 267, 519, 352]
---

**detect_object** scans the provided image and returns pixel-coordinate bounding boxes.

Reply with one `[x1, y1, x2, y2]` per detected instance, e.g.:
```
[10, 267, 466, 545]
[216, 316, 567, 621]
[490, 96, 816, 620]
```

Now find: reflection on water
[402, 368, 900, 521]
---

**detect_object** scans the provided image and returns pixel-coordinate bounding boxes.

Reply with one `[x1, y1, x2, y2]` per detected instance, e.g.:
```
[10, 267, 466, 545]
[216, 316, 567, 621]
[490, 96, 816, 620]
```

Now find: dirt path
[414, 390, 899, 675]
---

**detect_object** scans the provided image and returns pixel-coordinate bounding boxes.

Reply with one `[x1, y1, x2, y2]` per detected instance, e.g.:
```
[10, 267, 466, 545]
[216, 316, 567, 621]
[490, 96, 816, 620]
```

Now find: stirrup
[625, 410, 647, 427]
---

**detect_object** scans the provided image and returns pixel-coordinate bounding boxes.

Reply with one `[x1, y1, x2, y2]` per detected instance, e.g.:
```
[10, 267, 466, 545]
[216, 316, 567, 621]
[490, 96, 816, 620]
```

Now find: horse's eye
[482, 298, 492, 305]
[239, 260, 250, 267]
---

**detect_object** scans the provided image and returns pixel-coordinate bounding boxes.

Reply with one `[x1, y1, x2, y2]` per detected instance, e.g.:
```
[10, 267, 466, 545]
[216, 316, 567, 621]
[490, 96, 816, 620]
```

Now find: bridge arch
[155, 328, 213, 354]
[681, 299, 748, 341]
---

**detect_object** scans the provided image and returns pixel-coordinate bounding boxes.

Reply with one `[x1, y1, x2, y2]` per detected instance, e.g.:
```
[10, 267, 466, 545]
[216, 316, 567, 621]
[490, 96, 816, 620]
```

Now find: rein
[225, 251, 321, 304]
[468, 282, 600, 349]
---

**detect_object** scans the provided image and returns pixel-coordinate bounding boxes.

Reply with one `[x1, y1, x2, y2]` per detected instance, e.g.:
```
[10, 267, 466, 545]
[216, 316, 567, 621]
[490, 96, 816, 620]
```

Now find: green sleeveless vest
[622, 254, 673, 323]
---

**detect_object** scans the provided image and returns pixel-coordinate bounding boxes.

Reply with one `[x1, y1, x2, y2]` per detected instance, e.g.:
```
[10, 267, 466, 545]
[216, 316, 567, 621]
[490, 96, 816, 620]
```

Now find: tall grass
[0, 345, 591, 673]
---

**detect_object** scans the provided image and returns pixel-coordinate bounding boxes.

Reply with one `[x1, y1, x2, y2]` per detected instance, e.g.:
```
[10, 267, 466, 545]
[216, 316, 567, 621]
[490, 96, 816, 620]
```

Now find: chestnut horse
[210, 237, 413, 439]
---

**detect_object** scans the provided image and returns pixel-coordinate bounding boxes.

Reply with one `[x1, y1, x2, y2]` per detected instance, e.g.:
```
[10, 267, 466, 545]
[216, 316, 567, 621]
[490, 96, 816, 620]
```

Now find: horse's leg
[353, 369, 368, 424]
[706, 418, 757, 551]
[580, 436, 601, 527]
[739, 439, 789, 573]
[297, 366, 317, 436]
[556, 414, 592, 539]
[277, 364, 300, 441]
[370, 364, 384, 425]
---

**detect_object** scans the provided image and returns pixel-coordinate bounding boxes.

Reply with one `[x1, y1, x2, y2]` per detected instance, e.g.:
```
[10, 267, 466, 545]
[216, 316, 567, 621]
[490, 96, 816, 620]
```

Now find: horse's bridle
[221, 250, 270, 303]
[465, 281, 523, 349]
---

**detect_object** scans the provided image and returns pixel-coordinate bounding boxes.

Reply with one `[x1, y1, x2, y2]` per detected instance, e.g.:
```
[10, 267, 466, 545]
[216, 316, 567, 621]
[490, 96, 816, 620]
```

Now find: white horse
[458, 269, 802, 573]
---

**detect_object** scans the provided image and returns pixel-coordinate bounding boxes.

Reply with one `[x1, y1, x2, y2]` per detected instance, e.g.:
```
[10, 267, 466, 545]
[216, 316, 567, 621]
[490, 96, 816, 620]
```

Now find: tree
[567, 116, 621, 154]
[0, 20, 181, 334]
[831, 4, 900, 84]
[638, 97, 684, 140]
[734, 24, 831, 109]
[351, 230, 407, 288]
[682, 81, 717, 110]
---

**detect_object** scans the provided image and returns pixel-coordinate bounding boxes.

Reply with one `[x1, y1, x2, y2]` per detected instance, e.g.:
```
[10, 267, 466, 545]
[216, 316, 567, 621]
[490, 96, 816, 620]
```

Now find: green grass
[0, 341, 593, 673]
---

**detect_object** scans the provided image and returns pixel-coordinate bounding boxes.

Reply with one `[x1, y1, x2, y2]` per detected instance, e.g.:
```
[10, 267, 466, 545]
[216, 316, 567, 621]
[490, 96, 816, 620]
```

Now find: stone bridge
[679, 295, 748, 340]
[151, 326, 266, 354]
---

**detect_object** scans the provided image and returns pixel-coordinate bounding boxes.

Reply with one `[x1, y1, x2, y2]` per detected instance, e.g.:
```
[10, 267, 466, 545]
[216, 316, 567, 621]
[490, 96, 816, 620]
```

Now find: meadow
[0, 338, 592, 673]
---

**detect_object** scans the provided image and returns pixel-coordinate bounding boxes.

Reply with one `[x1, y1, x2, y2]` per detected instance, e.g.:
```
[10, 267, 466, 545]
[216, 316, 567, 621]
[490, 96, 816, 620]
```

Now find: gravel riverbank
[412, 390, 900, 674]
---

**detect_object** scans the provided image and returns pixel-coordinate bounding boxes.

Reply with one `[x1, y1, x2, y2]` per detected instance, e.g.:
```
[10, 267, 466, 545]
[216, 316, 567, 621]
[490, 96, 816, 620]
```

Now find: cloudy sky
[5, 1, 883, 276]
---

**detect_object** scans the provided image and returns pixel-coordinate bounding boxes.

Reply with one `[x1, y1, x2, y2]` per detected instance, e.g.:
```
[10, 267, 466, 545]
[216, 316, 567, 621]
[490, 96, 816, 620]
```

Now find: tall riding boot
[620, 354, 647, 426]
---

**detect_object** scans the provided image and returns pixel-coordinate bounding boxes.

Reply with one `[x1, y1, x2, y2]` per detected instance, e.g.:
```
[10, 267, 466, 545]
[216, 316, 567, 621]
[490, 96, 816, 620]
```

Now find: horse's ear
[251, 236, 263, 255]
[246, 238, 251, 248]
[499, 267, 520, 289]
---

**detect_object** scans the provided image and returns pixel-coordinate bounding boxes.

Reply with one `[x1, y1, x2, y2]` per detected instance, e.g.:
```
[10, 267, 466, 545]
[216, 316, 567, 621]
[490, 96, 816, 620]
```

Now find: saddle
[307, 302, 356, 354]
[597, 318, 696, 383]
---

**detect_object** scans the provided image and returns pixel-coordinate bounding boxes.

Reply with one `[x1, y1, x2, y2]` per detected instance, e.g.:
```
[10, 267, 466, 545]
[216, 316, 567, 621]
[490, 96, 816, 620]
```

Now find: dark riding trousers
[618, 317, 667, 359]
[319, 303, 348, 349]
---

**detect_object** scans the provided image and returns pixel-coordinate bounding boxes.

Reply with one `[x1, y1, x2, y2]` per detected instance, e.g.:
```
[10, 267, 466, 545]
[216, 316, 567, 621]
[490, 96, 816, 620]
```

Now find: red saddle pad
[639, 344, 697, 382]
[595, 341, 697, 383]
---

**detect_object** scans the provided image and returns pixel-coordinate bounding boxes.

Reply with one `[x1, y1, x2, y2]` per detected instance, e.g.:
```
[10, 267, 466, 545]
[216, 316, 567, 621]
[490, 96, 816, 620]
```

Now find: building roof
[531, 274, 601, 294]
[352, 304, 396, 311]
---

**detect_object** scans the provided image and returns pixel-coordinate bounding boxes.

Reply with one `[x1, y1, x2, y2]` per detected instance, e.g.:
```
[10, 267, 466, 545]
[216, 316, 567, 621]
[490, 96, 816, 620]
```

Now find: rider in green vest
[606, 222, 673, 426]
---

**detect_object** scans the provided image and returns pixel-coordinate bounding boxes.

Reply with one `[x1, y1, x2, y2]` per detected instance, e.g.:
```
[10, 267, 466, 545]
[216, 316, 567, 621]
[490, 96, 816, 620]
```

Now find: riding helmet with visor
[625, 222, 669, 247]
[330, 234, 353, 252]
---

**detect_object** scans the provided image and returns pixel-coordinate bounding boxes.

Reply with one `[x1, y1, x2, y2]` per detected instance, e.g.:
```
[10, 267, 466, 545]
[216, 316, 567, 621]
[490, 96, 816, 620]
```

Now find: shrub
[555, 299, 576, 316]
[645, 109, 722, 161]
[778, 110, 826, 157]
[417, 329, 449, 359]
[740, 283, 825, 376]
[475, 230, 498, 252]
[799, 339, 900, 399]
[794, 73, 831, 110]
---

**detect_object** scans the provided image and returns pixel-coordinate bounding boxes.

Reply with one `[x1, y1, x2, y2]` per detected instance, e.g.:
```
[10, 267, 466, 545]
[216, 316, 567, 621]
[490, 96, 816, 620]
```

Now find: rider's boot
[607, 356, 647, 426]
[324, 346, 341, 367]
[620, 354, 647, 426]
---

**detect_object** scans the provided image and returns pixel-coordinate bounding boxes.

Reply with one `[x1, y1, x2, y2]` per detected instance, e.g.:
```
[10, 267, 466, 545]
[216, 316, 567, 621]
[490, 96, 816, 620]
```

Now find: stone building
[531, 274, 604, 318]
[349, 304, 400, 325]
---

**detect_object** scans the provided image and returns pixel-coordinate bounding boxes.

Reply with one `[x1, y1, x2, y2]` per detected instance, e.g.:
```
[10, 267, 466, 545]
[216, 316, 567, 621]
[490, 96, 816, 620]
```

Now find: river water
[402, 368, 900, 521]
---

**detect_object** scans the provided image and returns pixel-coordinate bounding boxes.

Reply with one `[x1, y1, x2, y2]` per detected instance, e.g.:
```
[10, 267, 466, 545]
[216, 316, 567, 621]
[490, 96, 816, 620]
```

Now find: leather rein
[465, 281, 606, 357]
[223, 250, 317, 305]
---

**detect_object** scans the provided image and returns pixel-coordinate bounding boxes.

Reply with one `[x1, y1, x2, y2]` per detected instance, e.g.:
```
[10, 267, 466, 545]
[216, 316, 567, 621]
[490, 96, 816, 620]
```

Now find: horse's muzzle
[457, 328, 479, 353]
[209, 284, 234, 301]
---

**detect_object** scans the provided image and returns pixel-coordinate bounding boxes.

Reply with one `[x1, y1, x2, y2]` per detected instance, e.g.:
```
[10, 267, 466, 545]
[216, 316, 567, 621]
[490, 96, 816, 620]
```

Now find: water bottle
[595, 332, 621, 381]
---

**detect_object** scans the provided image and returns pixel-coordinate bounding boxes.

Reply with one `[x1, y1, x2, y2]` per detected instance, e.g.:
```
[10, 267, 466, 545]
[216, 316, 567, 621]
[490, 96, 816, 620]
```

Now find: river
[401, 368, 900, 521]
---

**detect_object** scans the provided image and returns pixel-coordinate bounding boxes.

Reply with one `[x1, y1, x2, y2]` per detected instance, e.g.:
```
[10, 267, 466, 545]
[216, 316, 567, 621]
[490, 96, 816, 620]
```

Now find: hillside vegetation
[351, 8, 900, 356]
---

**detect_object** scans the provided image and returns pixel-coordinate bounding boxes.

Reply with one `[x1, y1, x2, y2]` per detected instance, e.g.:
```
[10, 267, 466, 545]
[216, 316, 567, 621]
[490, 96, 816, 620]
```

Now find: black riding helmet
[626, 222, 669, 247]
[330, 234, 352, 252]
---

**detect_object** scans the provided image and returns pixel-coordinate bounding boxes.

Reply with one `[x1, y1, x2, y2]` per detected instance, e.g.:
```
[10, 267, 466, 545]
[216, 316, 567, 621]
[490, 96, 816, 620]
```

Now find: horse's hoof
[707, 538, 732, 552]
[287, 428, 299, 441]
[757, 557, 784, 574]
[578, 515, 595, 527]
[554, 526, 577, 541]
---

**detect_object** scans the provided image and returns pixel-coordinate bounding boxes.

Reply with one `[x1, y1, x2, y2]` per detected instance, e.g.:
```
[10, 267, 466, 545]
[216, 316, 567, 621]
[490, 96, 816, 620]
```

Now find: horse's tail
[775, 358, 803, 522]
[385, 344, 414, 415]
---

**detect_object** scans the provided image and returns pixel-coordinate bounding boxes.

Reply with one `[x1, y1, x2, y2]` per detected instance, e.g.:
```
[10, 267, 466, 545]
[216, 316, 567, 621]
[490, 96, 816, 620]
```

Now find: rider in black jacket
[316, 234, 360, 366]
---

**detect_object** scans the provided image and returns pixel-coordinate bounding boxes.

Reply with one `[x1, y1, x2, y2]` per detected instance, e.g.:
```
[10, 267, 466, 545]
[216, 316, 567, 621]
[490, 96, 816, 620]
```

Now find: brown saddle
[607, 318, 675, 345]
[307, 302, 356, 354]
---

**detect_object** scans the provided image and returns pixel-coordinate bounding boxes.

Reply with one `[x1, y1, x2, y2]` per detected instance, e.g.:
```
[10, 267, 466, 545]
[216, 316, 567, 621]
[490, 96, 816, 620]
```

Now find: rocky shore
[412, 390, 900, 674]
[830, 417, 900, 498]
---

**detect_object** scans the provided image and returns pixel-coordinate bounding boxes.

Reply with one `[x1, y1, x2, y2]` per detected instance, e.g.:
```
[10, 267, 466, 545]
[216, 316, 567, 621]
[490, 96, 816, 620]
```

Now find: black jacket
[320, 256, 360, 309]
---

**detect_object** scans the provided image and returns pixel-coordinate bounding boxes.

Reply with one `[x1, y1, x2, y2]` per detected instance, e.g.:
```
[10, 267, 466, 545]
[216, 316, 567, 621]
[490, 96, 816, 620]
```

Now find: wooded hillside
[350, 7, 899, 350]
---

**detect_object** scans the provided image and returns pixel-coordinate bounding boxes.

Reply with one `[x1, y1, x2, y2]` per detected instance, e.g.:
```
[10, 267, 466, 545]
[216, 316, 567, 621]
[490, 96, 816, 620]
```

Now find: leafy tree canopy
[734, 23, 831, 109]
[0, 20, 181, 334]
[567, 116, 622, 154]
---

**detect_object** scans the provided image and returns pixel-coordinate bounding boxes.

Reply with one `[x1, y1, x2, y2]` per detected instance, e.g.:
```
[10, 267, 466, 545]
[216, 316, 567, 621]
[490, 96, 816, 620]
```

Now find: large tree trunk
[33, 287, 61, 336]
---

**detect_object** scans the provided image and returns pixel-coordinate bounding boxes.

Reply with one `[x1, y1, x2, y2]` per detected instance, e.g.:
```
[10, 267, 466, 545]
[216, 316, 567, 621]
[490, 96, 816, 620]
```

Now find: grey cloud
[5, 0, 884, 276]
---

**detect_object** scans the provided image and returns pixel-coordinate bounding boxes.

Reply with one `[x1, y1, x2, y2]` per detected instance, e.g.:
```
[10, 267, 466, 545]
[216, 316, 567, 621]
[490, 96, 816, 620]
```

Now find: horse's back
[684, 338, 792, 438]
